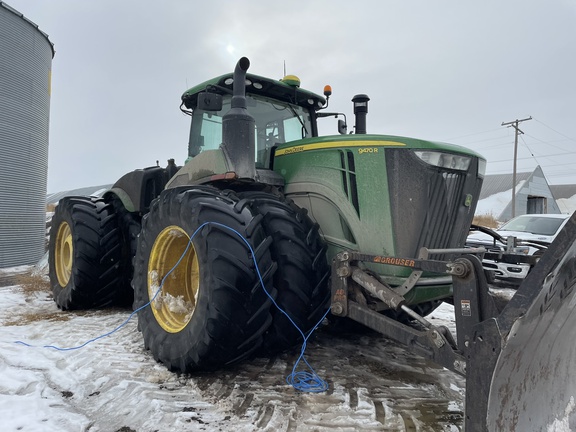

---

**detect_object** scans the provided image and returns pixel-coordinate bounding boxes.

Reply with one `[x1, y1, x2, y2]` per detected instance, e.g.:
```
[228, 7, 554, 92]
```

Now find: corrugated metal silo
[0, 2, 55, 268]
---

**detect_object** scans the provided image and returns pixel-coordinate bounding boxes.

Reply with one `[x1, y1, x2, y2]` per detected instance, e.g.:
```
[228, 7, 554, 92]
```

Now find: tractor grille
[416, 171, 467, 251]
[386, 149, 483, 258]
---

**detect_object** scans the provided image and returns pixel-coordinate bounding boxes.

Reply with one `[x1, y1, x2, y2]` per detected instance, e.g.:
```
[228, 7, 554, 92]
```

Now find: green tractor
[49, 57, 576, 430]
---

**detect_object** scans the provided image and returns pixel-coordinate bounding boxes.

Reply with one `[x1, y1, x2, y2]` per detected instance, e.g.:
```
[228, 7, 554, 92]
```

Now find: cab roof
[181, 73, 326, 111]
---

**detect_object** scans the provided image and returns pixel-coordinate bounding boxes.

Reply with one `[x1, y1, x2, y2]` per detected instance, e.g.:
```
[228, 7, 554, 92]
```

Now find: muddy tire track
[189, 328, 465, 431]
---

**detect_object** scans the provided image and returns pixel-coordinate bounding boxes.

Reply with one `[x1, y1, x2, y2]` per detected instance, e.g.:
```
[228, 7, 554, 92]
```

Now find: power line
[443, 127, 504, 141]
[523, 132, 574, 153]
[533, 160, 576, 169]
[519, 135, 542, 167]
[534, 118, 576, 143]
[489, 150, 576, 165]
[455, 134, 513, 146]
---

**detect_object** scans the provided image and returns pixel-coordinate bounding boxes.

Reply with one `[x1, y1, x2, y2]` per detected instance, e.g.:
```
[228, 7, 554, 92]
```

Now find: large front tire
[48, 197, 123, 310]
[238, 191, 330, 353]
[132, 187, 276, 372]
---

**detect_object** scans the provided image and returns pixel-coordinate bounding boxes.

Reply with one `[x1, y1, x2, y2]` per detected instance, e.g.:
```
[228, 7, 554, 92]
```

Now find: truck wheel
[132, 187, 276, 372]
[238, 191, 330, 353]
[49, 197, 123, 310]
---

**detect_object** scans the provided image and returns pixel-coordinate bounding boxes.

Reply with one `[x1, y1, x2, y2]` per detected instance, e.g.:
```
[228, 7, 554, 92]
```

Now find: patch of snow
[154, 292, 194, 316]
[475, 180, 525, 220]
[33, 252, 49, 276]
[557, 195, 576, 215]
[547, 396, 575, 432]
[448, 400, 460, 411]
[0, 366, 93, 432]
[0, 265, 33, 275]
[427, 302, 456, 336]
[149, 269, 160, 296]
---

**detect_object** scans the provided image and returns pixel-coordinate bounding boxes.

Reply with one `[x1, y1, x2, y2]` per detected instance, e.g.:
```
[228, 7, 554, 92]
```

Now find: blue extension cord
[15, 221, 330, 393]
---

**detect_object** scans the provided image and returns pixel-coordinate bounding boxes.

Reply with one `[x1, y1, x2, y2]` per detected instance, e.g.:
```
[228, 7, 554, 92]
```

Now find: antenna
[283, 60, 286, 77]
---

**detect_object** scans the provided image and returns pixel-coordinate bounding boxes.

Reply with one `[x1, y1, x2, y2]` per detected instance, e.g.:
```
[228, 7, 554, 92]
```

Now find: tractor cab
[180, 72, 324, 170]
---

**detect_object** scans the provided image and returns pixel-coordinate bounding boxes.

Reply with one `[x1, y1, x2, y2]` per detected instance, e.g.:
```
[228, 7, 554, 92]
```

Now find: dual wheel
[132, 186, 330, 371]
[49, 196, 136, 309]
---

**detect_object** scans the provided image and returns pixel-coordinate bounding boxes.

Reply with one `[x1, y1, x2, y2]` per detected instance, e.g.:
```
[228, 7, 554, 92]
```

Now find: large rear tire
[132, 186, 276, 372]
[107, 195, 141, 307]
[238, 191, 330, 353]
[48, 196, 123, 310]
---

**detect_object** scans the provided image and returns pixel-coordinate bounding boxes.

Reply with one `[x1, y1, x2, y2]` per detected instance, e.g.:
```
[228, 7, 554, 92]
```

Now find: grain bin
[0, 2, 54, 268]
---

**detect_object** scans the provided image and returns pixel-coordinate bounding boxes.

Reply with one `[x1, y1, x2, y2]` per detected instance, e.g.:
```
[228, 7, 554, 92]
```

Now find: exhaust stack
[352, 94, 370, 134]
[222, 57, 256, 180]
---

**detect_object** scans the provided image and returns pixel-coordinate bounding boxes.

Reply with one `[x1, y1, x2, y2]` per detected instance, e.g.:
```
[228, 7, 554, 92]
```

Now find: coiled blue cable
[15, 221, 330, 392]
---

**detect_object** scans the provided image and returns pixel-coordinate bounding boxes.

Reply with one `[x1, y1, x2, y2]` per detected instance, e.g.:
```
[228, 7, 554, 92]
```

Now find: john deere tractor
[49, 58, 576, 430]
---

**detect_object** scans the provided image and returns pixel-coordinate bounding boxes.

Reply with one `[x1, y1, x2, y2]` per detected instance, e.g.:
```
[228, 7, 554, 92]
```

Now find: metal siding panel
[549, 199, 561, 214]
[551, 185, 576, 200]
[0, 5, 53, 267]
[479, 171, 532, 200]
[517, 189, 529, 214]
[528, 176, 550, 196]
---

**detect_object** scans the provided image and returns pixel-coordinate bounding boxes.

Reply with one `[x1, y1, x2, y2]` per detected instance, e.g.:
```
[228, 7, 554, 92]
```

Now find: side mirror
[197, 92, 223, 111]
[338, 119, 347, 135]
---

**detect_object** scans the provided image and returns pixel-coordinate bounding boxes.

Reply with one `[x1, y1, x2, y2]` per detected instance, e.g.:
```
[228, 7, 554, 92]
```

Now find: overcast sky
[7, 0, 576, 193]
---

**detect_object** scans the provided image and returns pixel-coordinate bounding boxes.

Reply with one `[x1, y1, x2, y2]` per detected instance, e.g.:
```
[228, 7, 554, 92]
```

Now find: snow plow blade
[468, 210, 576, 431]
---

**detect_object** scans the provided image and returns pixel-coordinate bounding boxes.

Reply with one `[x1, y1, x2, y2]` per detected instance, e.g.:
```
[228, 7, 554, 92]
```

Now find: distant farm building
[475, 166, 562, 222]
[46, 185, 113, 207]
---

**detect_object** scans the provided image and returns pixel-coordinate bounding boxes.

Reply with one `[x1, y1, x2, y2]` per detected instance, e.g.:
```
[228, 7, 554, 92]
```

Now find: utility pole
[501, 116, 532, 218]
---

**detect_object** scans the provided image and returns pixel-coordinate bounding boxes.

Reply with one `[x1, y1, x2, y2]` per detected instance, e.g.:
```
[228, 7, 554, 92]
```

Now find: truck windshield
[500, 215, 566, 236]
[188, 94, 313, 168]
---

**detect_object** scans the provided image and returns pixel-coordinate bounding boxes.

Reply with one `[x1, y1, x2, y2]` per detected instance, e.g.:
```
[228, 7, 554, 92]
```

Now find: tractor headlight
[478, 158, 487, 177]
[414, 151, 471, 171]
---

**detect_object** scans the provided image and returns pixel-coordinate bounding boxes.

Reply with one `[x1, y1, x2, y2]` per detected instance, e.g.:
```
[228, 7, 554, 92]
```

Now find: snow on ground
[0, 267, 465, 432]
[474, 181, 526, 220]
[0, 280, 234, 432]
[557, 195, 576, 215]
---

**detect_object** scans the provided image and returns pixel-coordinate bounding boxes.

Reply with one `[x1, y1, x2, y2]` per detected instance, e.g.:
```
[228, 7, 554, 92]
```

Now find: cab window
[188, 94, 312, 168]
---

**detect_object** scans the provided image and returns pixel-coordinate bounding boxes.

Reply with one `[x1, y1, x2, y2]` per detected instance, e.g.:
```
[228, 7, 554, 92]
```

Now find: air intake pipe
[221, 57, 256, 180]
[352, 94, 370, 134]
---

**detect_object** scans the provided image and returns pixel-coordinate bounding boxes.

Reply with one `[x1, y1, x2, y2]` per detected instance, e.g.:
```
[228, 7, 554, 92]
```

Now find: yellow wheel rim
[54, 221, 73, 287]
[148, 226, 200, 333]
